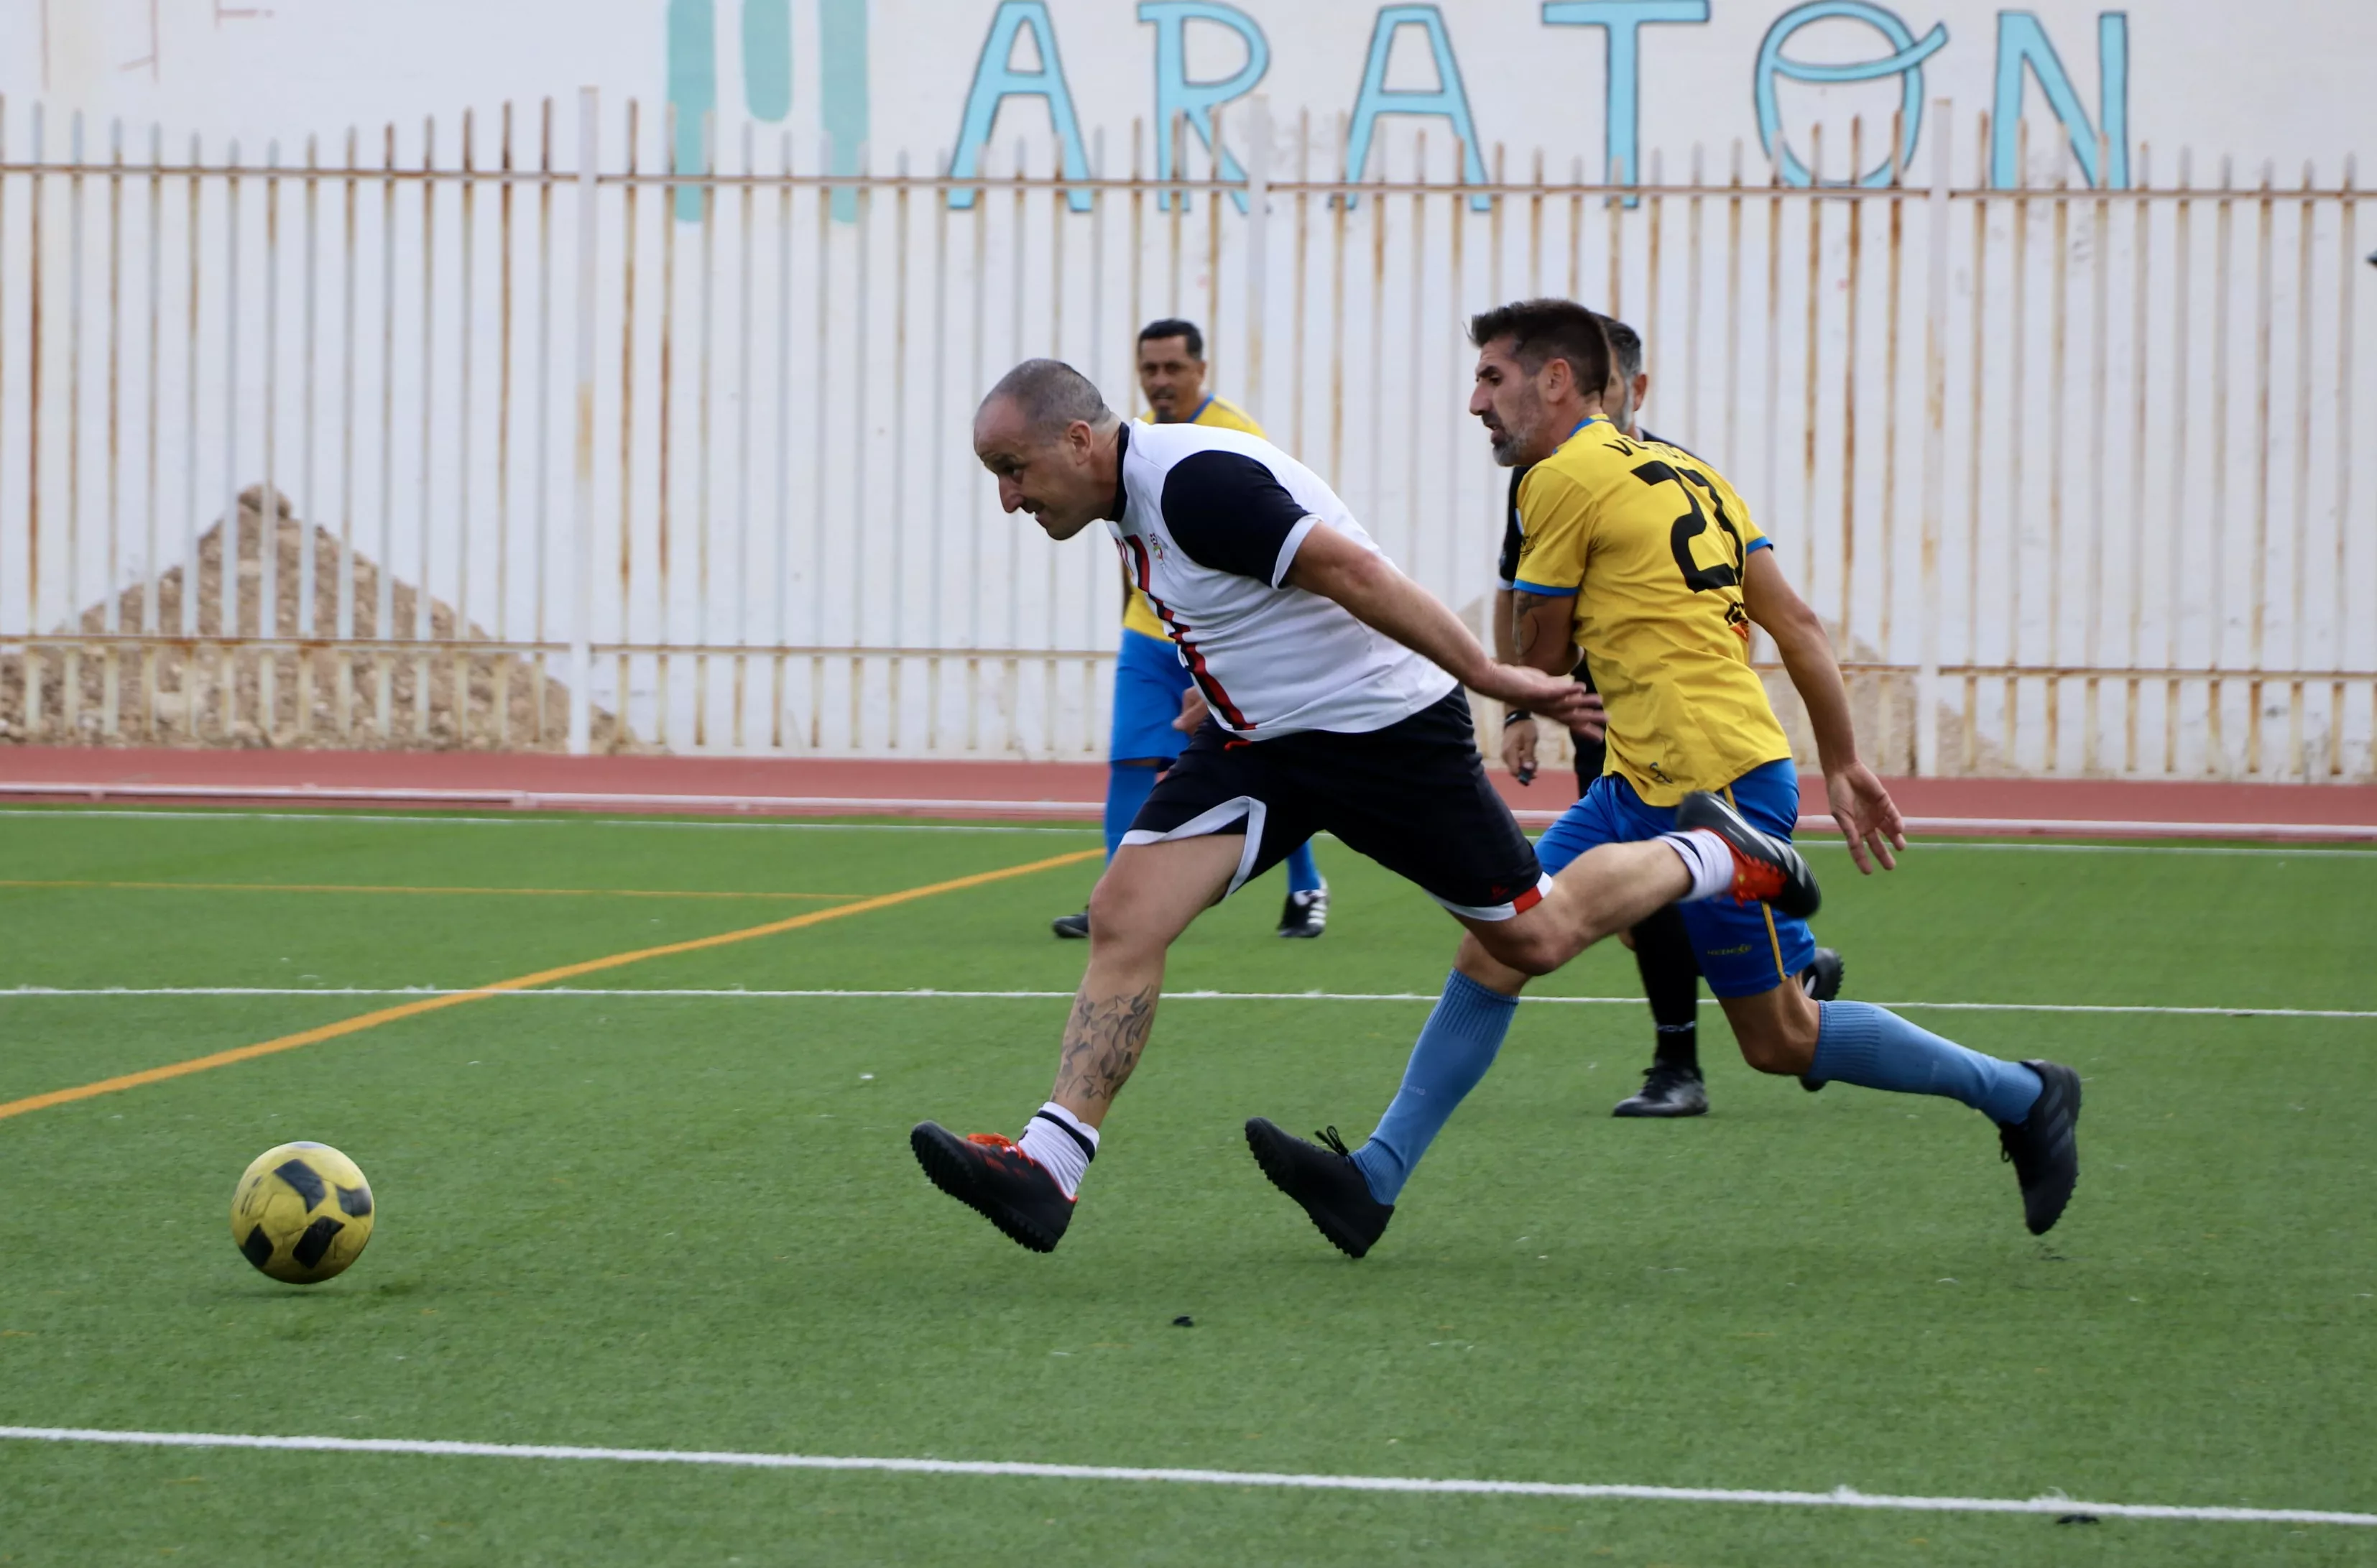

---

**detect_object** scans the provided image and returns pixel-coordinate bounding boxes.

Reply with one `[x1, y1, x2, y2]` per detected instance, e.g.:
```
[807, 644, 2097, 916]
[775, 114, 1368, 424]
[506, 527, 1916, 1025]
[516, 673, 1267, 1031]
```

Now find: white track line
[0, 781, 1112, 817]
[0, 1426, 2365, 1526]
[2, 986, 2370, 1019]
[0, 807, 1097, 835]
[5, 806, 2374, 853]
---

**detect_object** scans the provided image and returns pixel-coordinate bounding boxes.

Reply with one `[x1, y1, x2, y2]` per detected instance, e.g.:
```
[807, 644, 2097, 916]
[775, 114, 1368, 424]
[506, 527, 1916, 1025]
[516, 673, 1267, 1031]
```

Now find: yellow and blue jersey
[1510, 418, 1791, 806]
[1123, 396, 1265, 641]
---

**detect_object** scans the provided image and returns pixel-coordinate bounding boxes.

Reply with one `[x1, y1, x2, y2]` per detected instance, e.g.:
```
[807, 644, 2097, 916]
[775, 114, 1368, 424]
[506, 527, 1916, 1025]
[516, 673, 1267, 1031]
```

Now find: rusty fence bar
[0, 92, 2369, 780]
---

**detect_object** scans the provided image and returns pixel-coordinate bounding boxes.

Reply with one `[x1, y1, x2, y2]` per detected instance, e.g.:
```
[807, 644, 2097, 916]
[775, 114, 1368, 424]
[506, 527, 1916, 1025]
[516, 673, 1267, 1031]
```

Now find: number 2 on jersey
[1632, 459, 1744, 592]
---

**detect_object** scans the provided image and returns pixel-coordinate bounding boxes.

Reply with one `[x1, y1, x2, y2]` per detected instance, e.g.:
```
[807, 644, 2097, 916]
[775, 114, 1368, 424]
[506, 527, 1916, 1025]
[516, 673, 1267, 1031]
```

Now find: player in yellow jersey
[1497, 315, 1844, 1119]
[1048, 318, 1329, 941]
[1248, 300, 2082, 1253]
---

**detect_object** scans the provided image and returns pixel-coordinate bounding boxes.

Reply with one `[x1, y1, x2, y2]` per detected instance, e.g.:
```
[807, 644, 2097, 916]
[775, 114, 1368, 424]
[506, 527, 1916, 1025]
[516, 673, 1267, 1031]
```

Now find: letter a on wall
[1344, 5, 1490, 210]
[950, 0, 1096, 211]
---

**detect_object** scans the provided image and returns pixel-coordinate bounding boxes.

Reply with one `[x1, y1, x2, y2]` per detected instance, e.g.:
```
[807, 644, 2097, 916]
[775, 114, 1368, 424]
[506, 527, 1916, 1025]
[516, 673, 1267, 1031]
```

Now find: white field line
[4, 803, 2377, 850]
[4, 806, 2376, 853]
[2, 986, 2372, 1020]
[0, 1426, 2366, 1527]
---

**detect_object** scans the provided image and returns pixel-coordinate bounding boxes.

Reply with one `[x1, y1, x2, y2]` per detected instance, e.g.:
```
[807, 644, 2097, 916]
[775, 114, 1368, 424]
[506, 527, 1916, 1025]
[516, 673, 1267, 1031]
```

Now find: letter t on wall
[1541, 1, 1709, 192]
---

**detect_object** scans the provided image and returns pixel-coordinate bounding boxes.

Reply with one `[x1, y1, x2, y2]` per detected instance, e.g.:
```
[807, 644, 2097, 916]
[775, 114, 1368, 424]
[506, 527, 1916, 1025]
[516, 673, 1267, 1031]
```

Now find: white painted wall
[1, 4, 2371, 775]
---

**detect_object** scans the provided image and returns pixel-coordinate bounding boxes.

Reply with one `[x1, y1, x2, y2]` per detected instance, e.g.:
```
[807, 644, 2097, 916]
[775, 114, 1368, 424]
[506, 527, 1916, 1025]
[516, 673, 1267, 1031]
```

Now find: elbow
[1316, 549, 1395, 603]
[1768, 602, 1830, 660]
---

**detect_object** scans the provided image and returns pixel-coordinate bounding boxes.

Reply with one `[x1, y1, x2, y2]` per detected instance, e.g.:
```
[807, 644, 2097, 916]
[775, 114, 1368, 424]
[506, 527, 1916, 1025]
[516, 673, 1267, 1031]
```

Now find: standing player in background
[1497, 317, 1843, 1119]
[1247, 303, 2080, 1257]
[1049, 318, 1330, 942]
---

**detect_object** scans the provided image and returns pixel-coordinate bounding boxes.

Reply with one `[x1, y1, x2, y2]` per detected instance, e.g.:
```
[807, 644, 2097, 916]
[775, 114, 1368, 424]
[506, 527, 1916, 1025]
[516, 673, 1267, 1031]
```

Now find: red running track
[2, 746, 2375, 839]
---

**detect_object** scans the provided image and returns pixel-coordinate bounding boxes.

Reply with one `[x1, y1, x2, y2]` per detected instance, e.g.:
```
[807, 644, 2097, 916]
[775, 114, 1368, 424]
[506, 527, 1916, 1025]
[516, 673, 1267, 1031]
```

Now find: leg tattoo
[1054, 984, 1159, 1107]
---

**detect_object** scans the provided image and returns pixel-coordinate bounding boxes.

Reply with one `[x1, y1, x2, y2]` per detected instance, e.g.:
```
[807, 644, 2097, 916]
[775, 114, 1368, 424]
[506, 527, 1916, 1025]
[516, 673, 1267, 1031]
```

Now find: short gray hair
[980, 358, 1114, 436]
[1602, 317, 1644, 381]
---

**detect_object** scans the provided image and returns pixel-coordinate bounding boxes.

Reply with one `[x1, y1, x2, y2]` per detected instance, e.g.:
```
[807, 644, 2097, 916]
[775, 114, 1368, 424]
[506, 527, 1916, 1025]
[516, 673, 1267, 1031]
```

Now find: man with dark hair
[1495, 317, 1845, 1119]
[1049, 319, 1330, 942]
[1245, 301, 2081, 1257]
[910, 356, 1821, 1253]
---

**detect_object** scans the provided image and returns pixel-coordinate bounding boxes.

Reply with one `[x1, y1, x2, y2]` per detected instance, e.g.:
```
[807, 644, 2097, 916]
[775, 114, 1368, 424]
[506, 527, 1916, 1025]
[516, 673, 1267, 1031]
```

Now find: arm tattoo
[1510, 594, 1574, 670]
[1053, 984, 1159, 1105]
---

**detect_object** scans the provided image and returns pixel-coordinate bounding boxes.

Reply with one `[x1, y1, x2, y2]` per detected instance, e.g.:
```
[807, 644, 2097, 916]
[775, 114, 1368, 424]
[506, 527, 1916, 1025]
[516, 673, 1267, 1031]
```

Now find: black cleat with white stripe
[1276, 887, 1329, 939]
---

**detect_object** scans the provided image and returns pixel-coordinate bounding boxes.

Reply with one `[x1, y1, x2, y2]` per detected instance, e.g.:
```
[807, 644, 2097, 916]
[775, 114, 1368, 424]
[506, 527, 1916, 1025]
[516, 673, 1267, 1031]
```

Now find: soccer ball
[229, 1142, 376, 1284]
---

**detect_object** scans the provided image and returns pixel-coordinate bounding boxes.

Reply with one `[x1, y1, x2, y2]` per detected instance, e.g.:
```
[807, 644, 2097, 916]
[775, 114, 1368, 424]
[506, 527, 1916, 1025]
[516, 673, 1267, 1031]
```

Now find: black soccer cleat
[1612, 1061, 1709, 1117]
[1996, 1060, 2082, 1235]
[1051, 910, 1090, 940]
[1244, 1119, 1394, 1260]
[1674, 790, 1821, 919]
[910, 1122, 1074, 1253]
[1796, 947, 1845, 1091]
[1277, 887, 1329, 939]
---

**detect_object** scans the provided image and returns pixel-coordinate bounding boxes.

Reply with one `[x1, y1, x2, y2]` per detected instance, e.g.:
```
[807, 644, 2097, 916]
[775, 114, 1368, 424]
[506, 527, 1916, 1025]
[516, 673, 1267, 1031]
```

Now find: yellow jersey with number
[1122, 396, 1266, 640]
[1510, 418, 1791, 806]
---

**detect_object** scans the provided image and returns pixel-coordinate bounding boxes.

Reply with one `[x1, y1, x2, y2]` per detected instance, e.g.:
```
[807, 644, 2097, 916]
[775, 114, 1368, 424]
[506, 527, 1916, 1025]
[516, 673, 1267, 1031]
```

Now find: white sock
[1659, 829, 1735, 903]
[1016, 1101, 1099, 1199]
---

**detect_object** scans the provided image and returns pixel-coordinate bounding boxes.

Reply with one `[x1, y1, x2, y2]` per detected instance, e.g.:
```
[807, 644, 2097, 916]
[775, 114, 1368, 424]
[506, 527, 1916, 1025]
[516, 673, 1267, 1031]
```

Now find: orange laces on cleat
[966, 1133, 1020, 1151]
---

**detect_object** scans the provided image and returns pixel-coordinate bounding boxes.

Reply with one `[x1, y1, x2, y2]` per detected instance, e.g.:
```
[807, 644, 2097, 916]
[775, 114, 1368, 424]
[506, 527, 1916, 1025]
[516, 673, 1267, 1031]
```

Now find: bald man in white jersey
[908, 358, 1821, 1253]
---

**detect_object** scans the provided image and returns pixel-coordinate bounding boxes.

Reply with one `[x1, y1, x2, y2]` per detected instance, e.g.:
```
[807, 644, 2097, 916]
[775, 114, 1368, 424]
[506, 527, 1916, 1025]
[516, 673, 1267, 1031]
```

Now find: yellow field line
[0, 847, 1100, 1124]
[0, 880, 862, 901]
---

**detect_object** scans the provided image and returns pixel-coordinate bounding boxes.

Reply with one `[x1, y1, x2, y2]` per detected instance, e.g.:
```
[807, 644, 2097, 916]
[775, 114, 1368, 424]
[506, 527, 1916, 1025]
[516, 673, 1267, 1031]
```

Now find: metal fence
[0, 91, 2369, 779]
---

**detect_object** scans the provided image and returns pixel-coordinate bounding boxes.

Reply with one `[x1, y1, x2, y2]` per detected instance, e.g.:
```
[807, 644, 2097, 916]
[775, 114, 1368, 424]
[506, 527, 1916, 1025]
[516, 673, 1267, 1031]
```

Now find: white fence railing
[0, 91, 2370, 779]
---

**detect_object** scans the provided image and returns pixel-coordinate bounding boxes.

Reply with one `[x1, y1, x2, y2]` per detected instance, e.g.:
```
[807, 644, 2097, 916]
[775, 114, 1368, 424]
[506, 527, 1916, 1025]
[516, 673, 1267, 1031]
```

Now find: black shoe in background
[1612, 1061, 1709, 1117]
[1797, 947, 1845, 1090]
[1277, 887, 1329, 939]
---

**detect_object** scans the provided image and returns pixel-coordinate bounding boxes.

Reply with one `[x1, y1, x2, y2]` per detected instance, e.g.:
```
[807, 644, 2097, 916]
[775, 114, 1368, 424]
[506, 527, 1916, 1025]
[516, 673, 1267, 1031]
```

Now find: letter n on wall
[1992, 11, 2128, 189]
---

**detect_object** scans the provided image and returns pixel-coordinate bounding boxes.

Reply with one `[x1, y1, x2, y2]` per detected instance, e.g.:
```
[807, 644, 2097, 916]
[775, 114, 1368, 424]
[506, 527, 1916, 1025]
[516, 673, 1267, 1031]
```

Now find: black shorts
[1123, 689, 1548, 920]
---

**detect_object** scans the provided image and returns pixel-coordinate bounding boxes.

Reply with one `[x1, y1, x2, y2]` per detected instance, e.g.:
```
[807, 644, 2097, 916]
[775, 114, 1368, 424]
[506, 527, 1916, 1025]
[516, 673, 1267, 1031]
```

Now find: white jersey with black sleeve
[1105, 420, 1456, 738]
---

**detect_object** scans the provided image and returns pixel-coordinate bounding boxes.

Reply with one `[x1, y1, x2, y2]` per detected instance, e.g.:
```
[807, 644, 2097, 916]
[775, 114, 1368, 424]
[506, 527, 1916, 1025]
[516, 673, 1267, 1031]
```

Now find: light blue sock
[1103, 762, 1162, 862]
[1350, 971, 1520, 1204]
[1285, 840, 1324, 895]
[1810, 1000, 2044, 1125]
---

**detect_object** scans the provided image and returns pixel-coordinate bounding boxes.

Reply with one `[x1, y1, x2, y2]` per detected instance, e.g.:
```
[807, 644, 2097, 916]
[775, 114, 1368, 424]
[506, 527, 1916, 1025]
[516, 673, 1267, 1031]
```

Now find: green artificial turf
[0, 806, 2371, 1566]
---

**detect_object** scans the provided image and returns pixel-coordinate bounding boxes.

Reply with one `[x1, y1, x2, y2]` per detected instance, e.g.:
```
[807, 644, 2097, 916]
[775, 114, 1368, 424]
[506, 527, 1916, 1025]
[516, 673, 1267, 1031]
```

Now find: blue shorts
[1111, 627, 1194, 763]
[1536, 757, 1815, 999]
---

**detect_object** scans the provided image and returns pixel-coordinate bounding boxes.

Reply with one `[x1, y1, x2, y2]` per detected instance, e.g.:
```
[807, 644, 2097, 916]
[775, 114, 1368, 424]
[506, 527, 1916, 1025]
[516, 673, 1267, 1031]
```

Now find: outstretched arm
[1284, 524, 1594, 725]
[1491, 586, 1541, 781]
[1740, 546, 1906, 873]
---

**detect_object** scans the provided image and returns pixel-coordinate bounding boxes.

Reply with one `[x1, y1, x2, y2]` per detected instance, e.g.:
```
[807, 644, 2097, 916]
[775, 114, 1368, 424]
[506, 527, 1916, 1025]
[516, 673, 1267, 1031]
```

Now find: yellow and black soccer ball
[229, 1142, 375, 1284]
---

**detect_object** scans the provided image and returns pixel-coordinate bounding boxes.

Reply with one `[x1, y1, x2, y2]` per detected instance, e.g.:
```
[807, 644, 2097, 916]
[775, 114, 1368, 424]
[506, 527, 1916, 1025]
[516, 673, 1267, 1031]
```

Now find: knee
[1477, 925, 1570, 979]
[1085, 872, 1160, 954]
[1735, 1011, 1819, 1076]
[1737, 1032, 1807, 1076]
